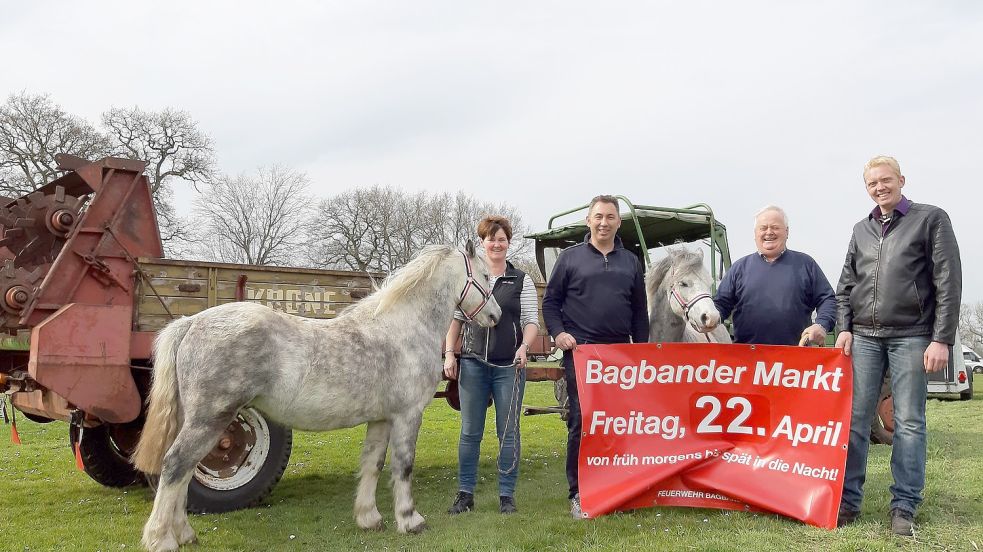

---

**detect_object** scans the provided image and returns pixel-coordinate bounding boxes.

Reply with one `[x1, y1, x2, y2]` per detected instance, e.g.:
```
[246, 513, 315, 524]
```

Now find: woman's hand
[443, 353, 459, 380]
[514, 344, 528, 368]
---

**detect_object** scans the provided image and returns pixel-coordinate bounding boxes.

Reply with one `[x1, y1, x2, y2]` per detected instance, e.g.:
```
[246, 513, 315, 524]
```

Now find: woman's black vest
[462, 263, 526, 364]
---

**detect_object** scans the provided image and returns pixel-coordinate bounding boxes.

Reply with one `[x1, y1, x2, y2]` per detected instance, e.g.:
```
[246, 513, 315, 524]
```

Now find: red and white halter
[667, 284, 712, 321]
[457, 252, 494, 321]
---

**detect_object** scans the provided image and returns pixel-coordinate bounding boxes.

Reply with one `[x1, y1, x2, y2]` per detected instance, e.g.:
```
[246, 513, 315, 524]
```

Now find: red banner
[575, 343, 852, 529]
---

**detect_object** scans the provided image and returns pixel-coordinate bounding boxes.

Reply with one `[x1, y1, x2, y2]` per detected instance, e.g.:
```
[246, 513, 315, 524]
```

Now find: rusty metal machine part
[0, 370, 36, 394]
[0, 186, 87, 271]
[0, 262, 44, 326]
[2, 156, 161, 424]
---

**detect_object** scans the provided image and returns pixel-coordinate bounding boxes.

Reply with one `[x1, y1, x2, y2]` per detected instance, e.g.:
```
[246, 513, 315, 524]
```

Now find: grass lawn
[1, 375, 981, 551]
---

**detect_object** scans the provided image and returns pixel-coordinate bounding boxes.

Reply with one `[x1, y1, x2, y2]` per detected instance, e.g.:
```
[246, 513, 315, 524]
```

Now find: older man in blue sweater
[713, 205, 836, 346]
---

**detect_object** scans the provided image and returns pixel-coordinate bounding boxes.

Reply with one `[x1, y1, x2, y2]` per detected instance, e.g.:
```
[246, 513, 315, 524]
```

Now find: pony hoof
[356, 509, 384, 531]
[143, 534, 179, 552]
[176, 525, 197, 545]
[397, 512, 426, 534]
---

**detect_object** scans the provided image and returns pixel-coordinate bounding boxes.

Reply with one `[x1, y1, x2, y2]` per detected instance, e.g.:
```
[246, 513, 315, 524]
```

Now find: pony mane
[348, 245, 457, 317]
[645, 248, 706, 300]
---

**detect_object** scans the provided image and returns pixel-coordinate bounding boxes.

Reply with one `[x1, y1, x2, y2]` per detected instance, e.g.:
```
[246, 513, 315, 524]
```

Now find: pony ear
[696, 248, 705, 260]
[465, 240, 475, 257]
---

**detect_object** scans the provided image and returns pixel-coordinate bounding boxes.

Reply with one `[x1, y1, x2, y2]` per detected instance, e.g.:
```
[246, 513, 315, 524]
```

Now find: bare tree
[308, 185, 534, 274]
[102, 106, 216, 248]
[960, 301, 983, 350]
[0, 92, 110, 195]
[441, 190, 533, 260]
[308, 186, 392, 272]
[192, 166, 313, 266]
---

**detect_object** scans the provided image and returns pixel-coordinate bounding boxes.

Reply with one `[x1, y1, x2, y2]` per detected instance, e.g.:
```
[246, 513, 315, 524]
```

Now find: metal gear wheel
[0, 261, 45, 327]
[0, 185, 87, 270]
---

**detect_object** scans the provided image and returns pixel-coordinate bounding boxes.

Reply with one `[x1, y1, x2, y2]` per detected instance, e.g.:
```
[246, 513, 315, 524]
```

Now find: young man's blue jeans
[456, 357, 526, 498]
[842, 334, 930, 516]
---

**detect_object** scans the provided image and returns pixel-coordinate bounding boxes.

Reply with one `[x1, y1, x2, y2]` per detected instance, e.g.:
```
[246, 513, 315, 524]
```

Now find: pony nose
[489, 312, 499, 324]
[700, 312, 720, 329]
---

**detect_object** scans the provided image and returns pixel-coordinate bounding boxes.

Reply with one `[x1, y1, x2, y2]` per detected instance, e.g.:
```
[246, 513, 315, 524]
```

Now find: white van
[963, 345, 983, 375]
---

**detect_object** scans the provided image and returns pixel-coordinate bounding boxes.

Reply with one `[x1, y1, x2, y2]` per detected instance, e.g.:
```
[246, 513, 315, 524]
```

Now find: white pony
[132, 243, 501, 552]
[646, 248, 731, 343]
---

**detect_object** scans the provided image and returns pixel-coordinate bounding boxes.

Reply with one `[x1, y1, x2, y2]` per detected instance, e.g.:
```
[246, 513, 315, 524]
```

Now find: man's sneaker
[499, 495, 517, 514]
[890, 508, 914, 536]
[447, 491, 474, 514]
[570, 494, 583, 519]
[836, 508, 860, 528]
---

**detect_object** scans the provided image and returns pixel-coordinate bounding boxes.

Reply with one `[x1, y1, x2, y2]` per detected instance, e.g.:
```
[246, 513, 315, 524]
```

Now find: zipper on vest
[603, 254, 609, 271]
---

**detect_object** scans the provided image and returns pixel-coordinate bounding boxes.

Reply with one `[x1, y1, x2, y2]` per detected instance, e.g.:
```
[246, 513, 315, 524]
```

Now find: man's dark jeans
[562, 351, 581, 499]
[563, 351, 581, 498]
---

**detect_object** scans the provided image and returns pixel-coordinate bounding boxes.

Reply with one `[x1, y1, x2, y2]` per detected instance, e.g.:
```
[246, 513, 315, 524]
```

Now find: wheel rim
[194, 408, 272, 491]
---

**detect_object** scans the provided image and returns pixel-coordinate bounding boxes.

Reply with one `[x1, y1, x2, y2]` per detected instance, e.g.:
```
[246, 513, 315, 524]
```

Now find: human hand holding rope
[513, 343, 529, 368]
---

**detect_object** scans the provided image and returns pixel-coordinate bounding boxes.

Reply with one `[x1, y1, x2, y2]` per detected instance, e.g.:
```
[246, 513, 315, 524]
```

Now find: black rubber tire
[23, 412, 54, 423]
[185, 410, 292, 514]
[869, 414, 894, 445]
[71, 424, 143, 487]
[960, 376, 973, 401]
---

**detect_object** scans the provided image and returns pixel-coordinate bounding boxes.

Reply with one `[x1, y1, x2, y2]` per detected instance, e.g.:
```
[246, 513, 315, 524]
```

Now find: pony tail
[132, 316, 194, 475]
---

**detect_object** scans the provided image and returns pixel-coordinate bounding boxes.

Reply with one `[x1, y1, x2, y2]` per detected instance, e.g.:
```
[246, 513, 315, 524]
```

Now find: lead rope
[482, 359, 523, 476]
[468, 268, 521, 476]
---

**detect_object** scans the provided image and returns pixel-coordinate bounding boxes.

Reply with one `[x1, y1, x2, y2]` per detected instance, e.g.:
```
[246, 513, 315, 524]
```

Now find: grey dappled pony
[646, 248, 731, 343]
[132, 244, 501, 552]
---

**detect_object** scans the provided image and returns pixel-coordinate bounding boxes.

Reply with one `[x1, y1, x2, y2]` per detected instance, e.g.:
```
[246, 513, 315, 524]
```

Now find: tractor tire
[185, 407, 292, 514]
[869, 394, 894, 446]
[71, 424, 143, 487]
[869, 414, 894, 445]
[960, 375, 974, 401]
[23, 412, 54, 423]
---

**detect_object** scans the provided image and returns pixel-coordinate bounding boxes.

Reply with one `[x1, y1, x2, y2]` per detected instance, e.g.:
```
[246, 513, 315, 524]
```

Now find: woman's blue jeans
[842, 334, 930, 515]
[456, 357, 526, 498]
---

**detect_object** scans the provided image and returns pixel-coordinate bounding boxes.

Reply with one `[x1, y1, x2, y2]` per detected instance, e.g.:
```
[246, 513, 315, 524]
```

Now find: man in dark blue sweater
[542, 195, 649, 518]
[713, 205, 836, 346]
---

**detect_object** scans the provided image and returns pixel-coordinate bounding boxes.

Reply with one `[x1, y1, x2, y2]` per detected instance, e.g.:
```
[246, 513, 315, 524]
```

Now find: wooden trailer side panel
[134, 258, 379, 332]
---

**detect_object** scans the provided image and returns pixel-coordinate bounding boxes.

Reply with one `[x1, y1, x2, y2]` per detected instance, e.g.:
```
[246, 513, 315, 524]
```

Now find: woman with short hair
[443, 215, 540, 515]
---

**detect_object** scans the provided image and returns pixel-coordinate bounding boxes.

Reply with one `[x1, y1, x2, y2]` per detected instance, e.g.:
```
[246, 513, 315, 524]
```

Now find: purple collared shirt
[869, 195, 912, 236]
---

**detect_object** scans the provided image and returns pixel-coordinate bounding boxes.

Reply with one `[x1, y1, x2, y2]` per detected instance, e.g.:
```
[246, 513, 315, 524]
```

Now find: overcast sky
[3, 1, 981, 302]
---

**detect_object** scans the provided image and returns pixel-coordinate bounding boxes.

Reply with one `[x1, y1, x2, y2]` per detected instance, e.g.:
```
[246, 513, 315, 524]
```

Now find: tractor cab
[525, 196, 732, 290]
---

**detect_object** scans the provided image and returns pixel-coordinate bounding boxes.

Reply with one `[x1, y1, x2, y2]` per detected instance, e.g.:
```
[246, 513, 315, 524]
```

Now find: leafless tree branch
[306, 185, 534, 275]
[0, 92, 110, 196]
[189, 165, 313, 266]
[960, 302, 983, 350]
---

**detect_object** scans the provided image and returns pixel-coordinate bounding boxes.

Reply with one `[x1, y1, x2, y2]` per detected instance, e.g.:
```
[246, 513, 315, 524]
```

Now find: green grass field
[1, 376, 981, 551]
